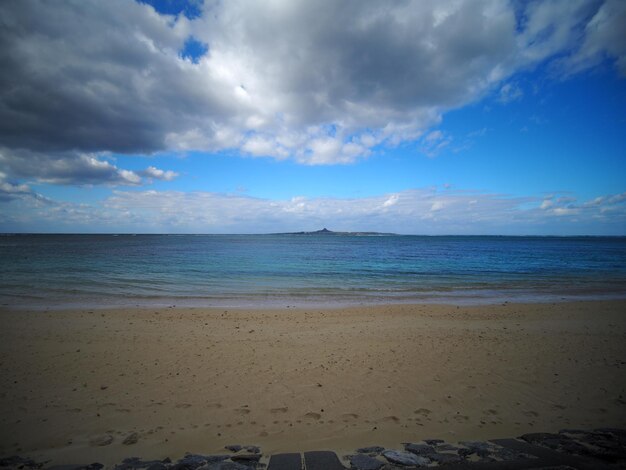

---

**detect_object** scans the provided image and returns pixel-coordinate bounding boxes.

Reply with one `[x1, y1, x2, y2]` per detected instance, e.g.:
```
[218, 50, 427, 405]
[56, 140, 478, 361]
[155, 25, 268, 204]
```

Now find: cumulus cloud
[560, 0, 626, 76]
[0, 176, 32, 201]
[0, 171, 47, 203]
[0, 0, 622, 177]
[539, 191, 626, 220]
[0, 149, 142, 186]
[139, 166, 179, 181]
[0, 148, 181, 186]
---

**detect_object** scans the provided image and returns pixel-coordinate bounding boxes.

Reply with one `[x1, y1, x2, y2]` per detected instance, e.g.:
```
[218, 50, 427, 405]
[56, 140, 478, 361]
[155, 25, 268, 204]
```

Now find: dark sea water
[1, 234, 626, 308]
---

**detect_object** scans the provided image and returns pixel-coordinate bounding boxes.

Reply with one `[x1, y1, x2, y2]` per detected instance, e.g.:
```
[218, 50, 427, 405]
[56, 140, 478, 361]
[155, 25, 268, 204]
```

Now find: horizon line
[2, 232, 625, 238]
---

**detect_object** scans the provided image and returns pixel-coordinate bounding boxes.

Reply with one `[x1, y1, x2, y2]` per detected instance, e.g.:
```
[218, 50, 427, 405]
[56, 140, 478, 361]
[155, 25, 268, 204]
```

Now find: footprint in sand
[235, 408, 251, 415]
[66, 408, 82, 413]
[207, 403, 222, 409]
[523, 410, 539, 417]
[89, 434, 114, 447]
[115, 408, 131, 413]
[414, 408, 431, 417]
[271, 407, 289, 414]
[341, 413, 359, 422]
[304, 412, 321, 420]
[175, 403, 192, 409]
[483, 409, 499, 416]
[382, 416, 400, 423]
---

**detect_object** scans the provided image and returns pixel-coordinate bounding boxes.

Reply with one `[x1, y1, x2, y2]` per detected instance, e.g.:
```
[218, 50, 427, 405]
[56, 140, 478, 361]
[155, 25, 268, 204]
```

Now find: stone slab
[267, 453, 301, 470]
[303, 451, 345, 470]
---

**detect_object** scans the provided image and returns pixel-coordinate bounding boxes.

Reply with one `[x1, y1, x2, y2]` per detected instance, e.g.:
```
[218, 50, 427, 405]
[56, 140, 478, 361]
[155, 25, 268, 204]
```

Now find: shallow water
[1, 234, 625, 308]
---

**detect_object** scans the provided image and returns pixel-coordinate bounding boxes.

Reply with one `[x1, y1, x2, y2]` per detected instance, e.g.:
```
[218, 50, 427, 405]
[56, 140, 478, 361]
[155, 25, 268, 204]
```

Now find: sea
[1, 233, 626, 309]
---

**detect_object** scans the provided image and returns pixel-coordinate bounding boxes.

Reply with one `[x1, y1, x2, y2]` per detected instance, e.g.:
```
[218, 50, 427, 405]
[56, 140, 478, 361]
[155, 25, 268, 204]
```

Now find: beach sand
[1, 300, 625, 465]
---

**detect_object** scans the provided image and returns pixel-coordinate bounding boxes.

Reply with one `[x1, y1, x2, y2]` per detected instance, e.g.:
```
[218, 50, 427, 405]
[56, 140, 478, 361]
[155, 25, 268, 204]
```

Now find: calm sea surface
[1, 234, 626, 308]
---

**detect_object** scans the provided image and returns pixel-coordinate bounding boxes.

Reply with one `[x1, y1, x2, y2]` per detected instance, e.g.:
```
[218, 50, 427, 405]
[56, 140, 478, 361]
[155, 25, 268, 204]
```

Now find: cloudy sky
[0, 0, 625, 234]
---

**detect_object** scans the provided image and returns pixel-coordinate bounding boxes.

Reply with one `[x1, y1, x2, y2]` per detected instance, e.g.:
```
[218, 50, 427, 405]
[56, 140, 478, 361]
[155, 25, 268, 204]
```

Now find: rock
[459, 440, 491, 450]
[203, 457, 232, 465]
[381, 450, 429, 467]
[457, 448, 473, 458]
[230, 454, 261, 463]
[173, 454, 229, 470]
[202, 463, 250, 470]
[491, 447, 532, 462]
[244, 446, 261, 454]
[122, 433, 139, 445]
[521, 433, 592, 456]
[424, 439, 444, 445]
[0, 456, 44, 469]
[428, 453, 462, 464]
[114, 457, 170, 470]
[519, 433, 562, 444]
[459, 441, 492, 457]
[46, 465, 103, 470]
[356, 446, 385, 454]
[578, 430, 620, 449]
[403, 443, 435, 456]
[89, 434, 114, 446]
[225, 445, 242, 453]
[558, 439, 592, 456]
[435, 444, 459, 452]
[145, 465, 169, 470]
[559, 428, 587, 435]
[594, 427, 626, 441]
[350, 454, 384, 470]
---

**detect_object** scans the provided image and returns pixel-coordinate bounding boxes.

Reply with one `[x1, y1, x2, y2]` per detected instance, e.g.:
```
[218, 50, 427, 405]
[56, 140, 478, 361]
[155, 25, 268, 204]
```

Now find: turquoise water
[1, 234, 625, 308]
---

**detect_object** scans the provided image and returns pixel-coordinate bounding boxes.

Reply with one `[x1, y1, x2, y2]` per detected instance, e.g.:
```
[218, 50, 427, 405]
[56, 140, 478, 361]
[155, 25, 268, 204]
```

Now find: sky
[0, 0, 625, 235]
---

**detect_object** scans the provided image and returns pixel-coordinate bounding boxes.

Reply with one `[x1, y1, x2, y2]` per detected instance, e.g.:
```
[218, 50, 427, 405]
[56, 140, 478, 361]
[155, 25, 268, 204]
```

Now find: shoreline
[4, 289, 626, 311]
[1, 300, 625, 465]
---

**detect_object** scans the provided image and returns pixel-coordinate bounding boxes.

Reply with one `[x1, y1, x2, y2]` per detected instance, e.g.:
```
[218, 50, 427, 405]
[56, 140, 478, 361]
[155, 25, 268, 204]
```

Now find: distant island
[274, 227, 397, 236]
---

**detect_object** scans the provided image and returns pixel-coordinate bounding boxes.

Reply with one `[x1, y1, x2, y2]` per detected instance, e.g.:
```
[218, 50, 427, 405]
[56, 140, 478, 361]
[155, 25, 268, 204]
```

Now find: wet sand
[0, 300, 625, 465]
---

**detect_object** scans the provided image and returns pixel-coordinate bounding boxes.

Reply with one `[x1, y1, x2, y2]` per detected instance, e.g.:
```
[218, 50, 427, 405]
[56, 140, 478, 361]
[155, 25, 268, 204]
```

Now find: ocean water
[1, 234, 626, 309]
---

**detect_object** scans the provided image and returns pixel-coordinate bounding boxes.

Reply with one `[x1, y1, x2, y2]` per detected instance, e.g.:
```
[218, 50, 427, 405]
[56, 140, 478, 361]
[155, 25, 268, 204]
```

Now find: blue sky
[0, 0, 625, 234]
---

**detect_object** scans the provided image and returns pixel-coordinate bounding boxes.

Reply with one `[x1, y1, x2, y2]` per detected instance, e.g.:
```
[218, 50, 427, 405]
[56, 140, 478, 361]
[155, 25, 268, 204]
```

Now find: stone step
[303, 451, 345, 470]
[267, 452, 302, 470]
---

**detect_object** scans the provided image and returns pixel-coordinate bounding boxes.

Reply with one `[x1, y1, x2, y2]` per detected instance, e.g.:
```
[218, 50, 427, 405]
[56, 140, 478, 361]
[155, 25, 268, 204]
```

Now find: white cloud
[561, 0, 626, 77]
[430, 200, 446, 212]
[553, 207, 579, 216]
[0, 148, 180, 186]
[4, 186, 624, 235]
[0, 172, 47, 203]
[424, 131, 444, 143]
[420, 130, 452, 157]
[0, 149, 143, 186]
[0, 179, 31, 200]
[0, 0, 621, 174]
[383, 194, 399, 208]
[607, 192, 626, 205]
[536, 192, 626, 221]
[498, 82, 523, 103]
[139, 166, 179, 181]
[540, 198, 554, 210]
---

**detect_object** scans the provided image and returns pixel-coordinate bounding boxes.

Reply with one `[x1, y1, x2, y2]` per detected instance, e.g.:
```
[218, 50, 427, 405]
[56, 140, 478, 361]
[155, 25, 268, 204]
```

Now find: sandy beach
[1, 300, 625, 465]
